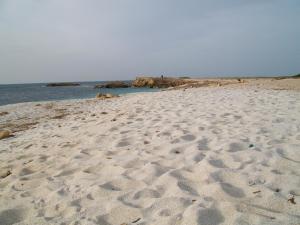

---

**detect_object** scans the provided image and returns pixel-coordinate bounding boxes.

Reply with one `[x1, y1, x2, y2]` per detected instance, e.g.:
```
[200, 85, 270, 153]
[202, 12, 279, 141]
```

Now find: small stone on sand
[0, 170, 11, 179]
[0, 130, 13, 140]
[0, 111, 8, 116]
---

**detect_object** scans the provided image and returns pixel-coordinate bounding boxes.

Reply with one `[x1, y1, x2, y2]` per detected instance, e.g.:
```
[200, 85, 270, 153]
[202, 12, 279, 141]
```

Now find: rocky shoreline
[46, 76, 300, 91]
[93, 77, 242, 89]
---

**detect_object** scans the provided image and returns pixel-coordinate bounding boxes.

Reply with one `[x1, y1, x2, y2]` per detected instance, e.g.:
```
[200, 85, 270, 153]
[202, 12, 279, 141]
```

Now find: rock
[0, 170, 11, 179]
[46, 83, 80, 87]
[0, 130, 13, 140]
[0, 112, 8, 116]
[105, 93, 114, 98]
[132, 77, 192, 88]
[96, 93, 119, 99]
[96, 93, 105, 98]
[94, 81, 129, 88]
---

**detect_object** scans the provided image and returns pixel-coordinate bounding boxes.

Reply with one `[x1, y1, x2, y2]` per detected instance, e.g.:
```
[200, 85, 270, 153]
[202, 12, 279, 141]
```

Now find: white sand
[0, 86, 300, 225]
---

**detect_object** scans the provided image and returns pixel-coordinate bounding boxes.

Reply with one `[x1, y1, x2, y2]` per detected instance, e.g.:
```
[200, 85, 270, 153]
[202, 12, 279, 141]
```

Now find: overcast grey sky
[0, 0, 299, 84]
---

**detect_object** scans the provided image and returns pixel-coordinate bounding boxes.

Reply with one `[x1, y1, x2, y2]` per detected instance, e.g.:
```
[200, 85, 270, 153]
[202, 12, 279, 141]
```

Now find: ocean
[0, 81, 157, 106]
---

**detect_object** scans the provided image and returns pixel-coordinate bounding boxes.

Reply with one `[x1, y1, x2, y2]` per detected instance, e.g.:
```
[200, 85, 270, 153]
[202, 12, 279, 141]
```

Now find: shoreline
[1, 77, 300, 108]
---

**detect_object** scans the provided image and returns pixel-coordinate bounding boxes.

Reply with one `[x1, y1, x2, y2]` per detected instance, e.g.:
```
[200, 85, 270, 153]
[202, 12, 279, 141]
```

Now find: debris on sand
[0, 130, 14, 140]
[0, 169, 12, 179]
[96, 93, 119, 99]
[0, 112, 9, 116]
[288, 196, 296, 204]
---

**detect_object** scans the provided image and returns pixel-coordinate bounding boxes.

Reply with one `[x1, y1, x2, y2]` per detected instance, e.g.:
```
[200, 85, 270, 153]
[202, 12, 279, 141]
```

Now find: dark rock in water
[46, 83, 80, 87]
[94, 81, 130, 88]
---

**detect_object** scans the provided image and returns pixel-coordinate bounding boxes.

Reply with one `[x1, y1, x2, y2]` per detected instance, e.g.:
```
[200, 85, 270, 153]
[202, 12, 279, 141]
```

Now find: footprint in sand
[133, 188, 161, 200]
[276, 147, 300, 163]
[197, 208, 224, 225]
[181, 134, 196, 141]
[54, 168, 78, 177]
[208, 159, 227, 168]
[116, 140, 131, 147]
[197, 138, 209, 151]
[0, 208, 28, 225]
[228, 142, 247, 152]
[159, 209, 171, 217]
[220, 182, 245, 198]
[192, 153, 206, 163]
[177, 181, 199, 196]
[100, 182, 122, 191]
[19, 167, 36, 176]
[12, 179, 41, 191]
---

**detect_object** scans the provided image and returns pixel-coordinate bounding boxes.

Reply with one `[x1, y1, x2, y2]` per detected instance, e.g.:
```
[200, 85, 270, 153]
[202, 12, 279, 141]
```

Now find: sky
[0, 0, 299, 84]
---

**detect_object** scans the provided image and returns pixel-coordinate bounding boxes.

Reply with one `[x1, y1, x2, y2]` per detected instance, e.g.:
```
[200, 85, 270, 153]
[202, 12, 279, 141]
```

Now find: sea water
[0, 81, 157, 106]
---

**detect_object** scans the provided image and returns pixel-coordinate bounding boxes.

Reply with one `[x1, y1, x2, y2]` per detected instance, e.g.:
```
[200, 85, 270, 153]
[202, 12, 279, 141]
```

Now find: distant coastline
[0, 75, 299, 106]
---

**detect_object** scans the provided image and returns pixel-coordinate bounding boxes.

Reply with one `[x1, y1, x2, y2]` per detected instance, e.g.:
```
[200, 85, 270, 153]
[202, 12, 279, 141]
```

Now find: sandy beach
[0, 82, 300, 225]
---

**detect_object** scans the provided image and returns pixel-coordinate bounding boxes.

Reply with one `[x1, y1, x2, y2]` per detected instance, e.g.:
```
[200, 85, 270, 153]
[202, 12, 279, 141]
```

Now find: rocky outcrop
[46, 83, 80, 87]
[94, 81, 130, 89]
[96, 93, 119, 99]
[132, 77, 192, 88]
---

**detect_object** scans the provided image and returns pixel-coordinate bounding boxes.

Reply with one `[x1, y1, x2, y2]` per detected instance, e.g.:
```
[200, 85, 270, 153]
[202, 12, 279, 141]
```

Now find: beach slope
[0, 85, 300, 225]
